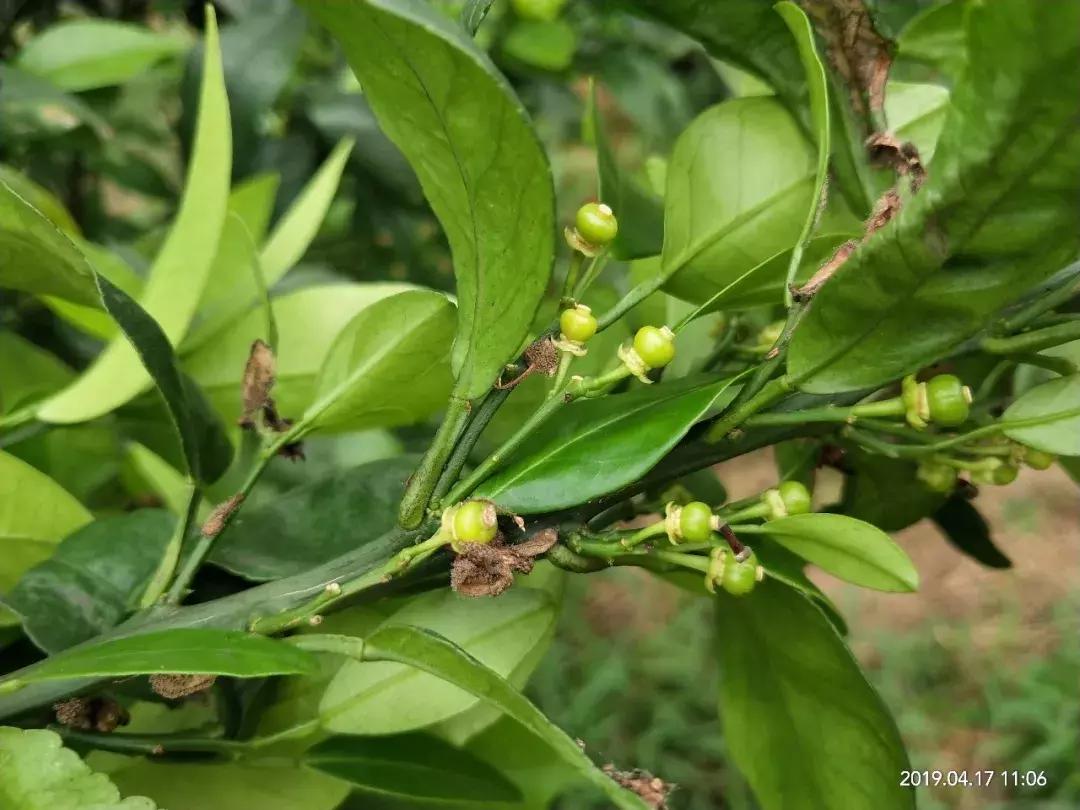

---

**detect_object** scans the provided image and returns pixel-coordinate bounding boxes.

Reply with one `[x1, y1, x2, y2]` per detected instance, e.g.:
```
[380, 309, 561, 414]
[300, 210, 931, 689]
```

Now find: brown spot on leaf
[603, 765, 674, 809]
[149, 674, 217, 700]
[793, 239, 858, 301]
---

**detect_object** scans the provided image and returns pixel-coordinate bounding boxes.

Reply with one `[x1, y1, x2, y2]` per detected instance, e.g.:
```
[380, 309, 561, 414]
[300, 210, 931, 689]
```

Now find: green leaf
[360, 624, 651, 809]
[839, 447, 948, 532]
[3, 511, 175, 653]
[896, 0, 968, 81]
[886, 81, 950, 163]
[184, 283, 414, 422]
[0, 164, 80, 236]
[2, 629, 316, 686]
[591, 82, 664, 261]
[124, 444, 198, 517]
[0, 179, 101, 306]
[756, 513, 919, 592]
[0, 65, 112, 138]
[260, 138, 353, 287]
[0, 727, 158, 810]
[16, 19, 186, 92]
[306, 733, 522, 804]
[461, 0, 496, 35]
[789, 0, 1080, 392]
[37, 7, 231, 423]
[301, 290, 456, 434]
[183, 173, 281, 350]
[43, 242, 145, 341]
[622, 0, 806, 121]
[503, 19, 577, 72]
[932, 497, 1010, 569]
[1003, 374, 1080, 456]
[0, 333, 73, 415]
[211, 457, 415, 581]
[110, 761, 347, 810]
[475, 374, 740, 514]
[775, 1, 830, 303]
[0, 451, 92, 596]
[655, 97, 817, 310]
[302, 0, 555, 398]
[317, 588, 557, 735]
[715, 579, 913, 810]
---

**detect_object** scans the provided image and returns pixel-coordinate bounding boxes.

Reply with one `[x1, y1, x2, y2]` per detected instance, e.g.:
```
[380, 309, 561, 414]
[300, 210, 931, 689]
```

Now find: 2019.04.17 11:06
[900, 770, 1049, 788]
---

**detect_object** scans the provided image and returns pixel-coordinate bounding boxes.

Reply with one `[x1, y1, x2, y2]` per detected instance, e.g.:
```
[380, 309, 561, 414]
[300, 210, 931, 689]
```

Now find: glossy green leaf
[3, 629, 316, 686]
[0, 179, 100, 306]
[656, 97, 816, 309]
[461, 0, 496, 35]
[790, 0, 1080, 392]
[0, 65, 112, 138]
[775, 1, 829, 302]
[623, 0, 806, 119]
[886, 81, 950, 164]
[302, 290, 456, 434]
[932, 497, 1010, 569]
[0, 727, 158, 810]
[0, 333, 73, 415]
[306, 733, 522, 804]
[318, 588, 557, 735]
[260, 138, 353, 287]
[184, 283, 413, 422]
[211, 457, 414, 581]
[37, 7, 231, 423]
[1003, 374, 1080, 456]
[896, 0, 967, 81]
[110, 761, 347, 810]
[0, 164, 79, 235]
[362, 624, 651, 809]
[124, 443, 199, 517]
[43, 241, 145, 341]
[302, 0, 555, 398]
[0, 451, 92, 596]
[591, 82, 663, 261]
[757, 513, 919, 592]
[183, 173, 281, 350]
[16, 19, 186, 92]
[715, 579, 912, 810]
[476, 374, 740, 513]
[3, 511, 175, 653]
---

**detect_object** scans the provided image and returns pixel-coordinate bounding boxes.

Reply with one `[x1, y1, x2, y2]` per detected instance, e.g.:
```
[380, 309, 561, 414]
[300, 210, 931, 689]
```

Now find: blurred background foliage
[0, 1, 1077, 808]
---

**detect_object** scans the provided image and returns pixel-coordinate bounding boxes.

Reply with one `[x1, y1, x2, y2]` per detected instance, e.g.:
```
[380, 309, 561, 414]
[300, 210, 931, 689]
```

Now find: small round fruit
[575, 202, 618, 247]
[633, 325, 676, 369]
[722, 551, 760, 597]
[778, 480, 812, 516]
[560, 304, 597, 344]
[1023, 448, 1056, 470]
[991, 463, 1019, 486]
[511, 0, 566, 22]
[679, 501, 714, 543]
[453, 500, 498, 544]
[926, 374, 972, 427]
[917, 461, 958, 493]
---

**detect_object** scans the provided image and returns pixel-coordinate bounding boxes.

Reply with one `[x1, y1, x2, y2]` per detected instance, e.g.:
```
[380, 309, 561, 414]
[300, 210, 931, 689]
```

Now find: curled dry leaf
[866, 132, 926, 189]
[53, 697, 129, 732]
[201, 493, 245, 538]
[450, 528, 558, 597]
[495, 338, 560, 389]
[239, 339, 276, 427]
[149, 673, 217, 700]
[603, 764, 674, 810]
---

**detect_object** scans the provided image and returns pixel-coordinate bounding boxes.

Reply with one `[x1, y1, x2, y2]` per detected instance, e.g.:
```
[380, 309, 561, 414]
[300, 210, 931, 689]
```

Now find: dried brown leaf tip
[793, 239, 858, 301]
[149, 673, 217, 700]
[866, 132, 926, 189]
[239, 339, 276, 428]
[801, 0, 891, 129]
[604, 765, 674, 809]
[201, 493, 244, 538]
[451, 528, 558, 598]
[54, 697, 129, 733]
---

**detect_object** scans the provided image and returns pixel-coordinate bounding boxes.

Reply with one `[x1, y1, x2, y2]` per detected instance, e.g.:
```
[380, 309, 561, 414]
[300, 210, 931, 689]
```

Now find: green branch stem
[398, 394, 473, 527]
[981, 318, 1080, 355]
[742, 396, 905, 427]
